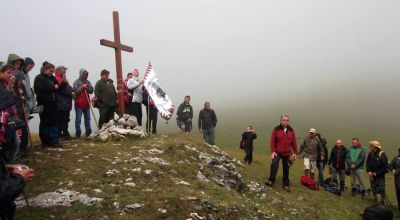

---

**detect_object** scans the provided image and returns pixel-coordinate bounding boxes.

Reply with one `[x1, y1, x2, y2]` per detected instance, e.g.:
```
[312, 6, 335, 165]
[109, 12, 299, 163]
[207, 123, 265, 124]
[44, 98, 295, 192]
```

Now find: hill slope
[15, 134, 397, 219]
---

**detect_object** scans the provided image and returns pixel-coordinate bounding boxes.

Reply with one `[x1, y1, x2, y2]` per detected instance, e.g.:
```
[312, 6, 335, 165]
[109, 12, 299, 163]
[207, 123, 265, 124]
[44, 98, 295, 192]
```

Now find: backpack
[300, 176, 319, 190]
[91, 96, 99, 108]
[362, 203, 393, 220]
[239, 139, 246, 149]
[123, 90, 132, 106]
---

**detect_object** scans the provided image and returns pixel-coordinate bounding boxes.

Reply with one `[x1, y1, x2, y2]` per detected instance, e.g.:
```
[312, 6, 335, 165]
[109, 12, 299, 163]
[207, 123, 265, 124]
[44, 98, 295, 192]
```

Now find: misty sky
[1, 0, 399, 145]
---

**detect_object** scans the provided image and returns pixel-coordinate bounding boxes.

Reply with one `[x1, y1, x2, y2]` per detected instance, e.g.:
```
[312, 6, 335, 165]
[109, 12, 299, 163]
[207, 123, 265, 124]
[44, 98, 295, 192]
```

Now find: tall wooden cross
[100, 11, 133, 116]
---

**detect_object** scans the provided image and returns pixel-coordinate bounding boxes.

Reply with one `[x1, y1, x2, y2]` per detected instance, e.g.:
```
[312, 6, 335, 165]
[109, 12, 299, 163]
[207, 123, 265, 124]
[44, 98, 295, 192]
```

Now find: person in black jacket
[54, 66, 74, 138]
[390, 148, 400, 212]
[367, 140, 389, 205]
[328, 139, 348, 191]
[34, 62, 64, 148]
[241, 125, 257, 165]
[316, 133, 328, 184]
[198, 102, 217, 146]
[0, 64, 36, 219]
[176, 95, 193, 133]
[142, 87, 158, 134]
[0, 64, 21, 164]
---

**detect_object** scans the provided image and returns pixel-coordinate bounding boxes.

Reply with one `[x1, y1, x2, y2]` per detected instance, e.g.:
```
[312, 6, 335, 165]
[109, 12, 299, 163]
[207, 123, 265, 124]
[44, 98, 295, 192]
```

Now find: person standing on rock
[73, 69, 93, 138]
[142, 87, 158, 134]
[126, 69, 144, 126]
[241, 125, 257, 165]
[366, 140, 389, 205]
[347, 137, 367, 197]
[198, 102, 217, 146]
[177, 95, 193, 133]
[95, 69, 117, 129]
[299, 128, 324, 180]
[265, 114, 298, 192]
[328, 139, 348, 192]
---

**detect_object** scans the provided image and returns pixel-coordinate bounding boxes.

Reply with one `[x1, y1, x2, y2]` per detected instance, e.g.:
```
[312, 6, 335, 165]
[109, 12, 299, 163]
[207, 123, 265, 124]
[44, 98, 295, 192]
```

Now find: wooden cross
[100, 11, 133, 116]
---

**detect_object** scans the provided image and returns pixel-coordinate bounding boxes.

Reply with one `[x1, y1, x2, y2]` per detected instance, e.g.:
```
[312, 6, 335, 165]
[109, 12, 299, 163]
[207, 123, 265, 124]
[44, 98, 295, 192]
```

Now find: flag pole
[147, 61, 151, 136]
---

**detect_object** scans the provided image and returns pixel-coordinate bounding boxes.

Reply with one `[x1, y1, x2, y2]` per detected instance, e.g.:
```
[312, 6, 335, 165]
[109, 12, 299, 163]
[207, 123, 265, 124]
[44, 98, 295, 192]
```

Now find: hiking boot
[50, 142, 63, 148]
[265, 180, 274, 187]
[283, 186, 291, 192]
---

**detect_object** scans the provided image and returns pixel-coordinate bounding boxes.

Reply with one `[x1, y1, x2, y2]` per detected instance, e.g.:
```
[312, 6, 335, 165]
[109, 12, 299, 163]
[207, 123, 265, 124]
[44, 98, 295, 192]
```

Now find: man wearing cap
[299, 128, 324, 180]
[366, 140, 389, 205]
[265, 115, 298, 192]
[95, 69, 117, 129]
[73, 68, 93, 138]
[55, 66, 74, 138]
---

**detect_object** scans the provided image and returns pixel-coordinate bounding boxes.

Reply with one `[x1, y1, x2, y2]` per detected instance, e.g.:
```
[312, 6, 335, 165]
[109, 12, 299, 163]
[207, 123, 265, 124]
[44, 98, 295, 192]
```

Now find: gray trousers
[203, 127, 215, 145]
[331, 167, 346, 182]
[350, 169, 365, 190]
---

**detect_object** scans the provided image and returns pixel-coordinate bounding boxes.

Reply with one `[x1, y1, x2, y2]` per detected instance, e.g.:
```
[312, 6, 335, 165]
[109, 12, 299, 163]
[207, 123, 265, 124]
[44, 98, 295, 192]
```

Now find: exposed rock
[247, 182, 265, 192]
[189, 212, 206, 219]
[124, 203, 144, 211]
[105, 169, 121, 177]
[94, 189, 103, 194]
[197, 171, 210, 182]
[129, 157, 146, 164]
[15, 189, 103, 208]
[124, 182, 136, 187]
[89, 114, 147, 141]
[144, 169, 153, 175]
[158, 208, 167, 214]
[144, 157, 170, 165]
[175, 180, 191, 186]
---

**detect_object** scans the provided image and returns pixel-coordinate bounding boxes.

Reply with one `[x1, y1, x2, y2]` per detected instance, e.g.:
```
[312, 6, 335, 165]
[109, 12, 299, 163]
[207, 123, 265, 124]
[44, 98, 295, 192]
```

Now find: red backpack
[300, 176, 319, 190]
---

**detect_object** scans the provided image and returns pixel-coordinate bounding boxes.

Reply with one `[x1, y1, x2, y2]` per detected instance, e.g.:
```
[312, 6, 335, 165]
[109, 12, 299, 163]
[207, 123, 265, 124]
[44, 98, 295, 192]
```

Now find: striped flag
[143, 63, 175, 121]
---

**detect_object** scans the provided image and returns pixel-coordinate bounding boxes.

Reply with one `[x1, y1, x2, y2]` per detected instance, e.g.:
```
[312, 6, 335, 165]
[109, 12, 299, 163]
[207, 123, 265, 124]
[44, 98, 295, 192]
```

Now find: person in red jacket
[265, 115, 298, 192]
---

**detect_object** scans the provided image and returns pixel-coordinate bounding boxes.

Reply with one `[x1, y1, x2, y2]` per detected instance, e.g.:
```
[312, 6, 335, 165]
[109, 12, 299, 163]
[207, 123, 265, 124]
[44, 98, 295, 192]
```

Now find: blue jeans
[75, 107, 91, 137]
[202, 127, 215, 145]
[317, 162, 325, 184]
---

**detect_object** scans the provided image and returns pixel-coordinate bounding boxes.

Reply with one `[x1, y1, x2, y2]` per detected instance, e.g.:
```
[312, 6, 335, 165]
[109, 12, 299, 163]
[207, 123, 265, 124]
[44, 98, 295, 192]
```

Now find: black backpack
[362, 203, 393, 220]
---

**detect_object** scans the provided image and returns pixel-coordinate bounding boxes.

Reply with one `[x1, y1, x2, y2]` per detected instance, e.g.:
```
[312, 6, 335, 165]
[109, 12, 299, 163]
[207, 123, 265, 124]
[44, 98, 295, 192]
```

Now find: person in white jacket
[126, 69, 144, 125]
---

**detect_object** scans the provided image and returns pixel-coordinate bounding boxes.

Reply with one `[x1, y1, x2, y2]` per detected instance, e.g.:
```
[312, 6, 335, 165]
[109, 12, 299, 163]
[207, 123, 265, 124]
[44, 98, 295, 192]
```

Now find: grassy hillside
[15, 133, 398, 220]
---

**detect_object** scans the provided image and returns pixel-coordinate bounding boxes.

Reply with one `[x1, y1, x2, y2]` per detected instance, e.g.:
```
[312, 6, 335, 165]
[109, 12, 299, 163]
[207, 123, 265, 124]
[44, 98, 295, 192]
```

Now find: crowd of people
[0, 53, 398, 219]
[0, 53, 221, 219]
[241, 114, 399, 217]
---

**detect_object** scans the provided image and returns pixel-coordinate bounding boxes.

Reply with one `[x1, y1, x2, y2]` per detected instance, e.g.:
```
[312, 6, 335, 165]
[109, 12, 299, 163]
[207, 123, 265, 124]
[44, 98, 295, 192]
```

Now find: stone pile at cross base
[89, 114, 147, 141]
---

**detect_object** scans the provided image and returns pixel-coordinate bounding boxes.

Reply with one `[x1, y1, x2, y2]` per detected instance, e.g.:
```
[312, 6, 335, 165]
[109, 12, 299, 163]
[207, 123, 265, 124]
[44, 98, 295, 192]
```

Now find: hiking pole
[383, 194, 394, 210]
[22, 190, 31, 208]
[84, 90, 99, 130]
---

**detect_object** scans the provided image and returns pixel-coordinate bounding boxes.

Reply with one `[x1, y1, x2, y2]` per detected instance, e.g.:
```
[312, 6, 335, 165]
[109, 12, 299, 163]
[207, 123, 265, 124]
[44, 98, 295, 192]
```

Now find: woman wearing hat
[366, 140, 389, 204]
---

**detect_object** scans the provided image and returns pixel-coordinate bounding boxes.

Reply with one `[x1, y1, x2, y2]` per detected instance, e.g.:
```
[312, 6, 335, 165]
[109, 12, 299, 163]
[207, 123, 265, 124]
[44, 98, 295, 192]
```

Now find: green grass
[15, 133, 399, 220]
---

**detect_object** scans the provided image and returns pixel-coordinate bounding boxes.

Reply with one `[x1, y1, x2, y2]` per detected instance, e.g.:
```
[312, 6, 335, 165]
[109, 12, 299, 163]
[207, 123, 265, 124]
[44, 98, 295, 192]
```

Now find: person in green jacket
[95, 69, 117, 129]
[346, 137, 367, 197]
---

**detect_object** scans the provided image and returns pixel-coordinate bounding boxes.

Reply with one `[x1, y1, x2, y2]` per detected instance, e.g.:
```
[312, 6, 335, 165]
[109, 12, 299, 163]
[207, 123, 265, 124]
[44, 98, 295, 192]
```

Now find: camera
[15, 165, 29, 171]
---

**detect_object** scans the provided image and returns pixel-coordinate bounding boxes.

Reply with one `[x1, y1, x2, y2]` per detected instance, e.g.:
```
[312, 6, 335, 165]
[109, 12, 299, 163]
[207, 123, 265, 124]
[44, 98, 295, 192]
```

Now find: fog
[1, 1, 399, 153]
